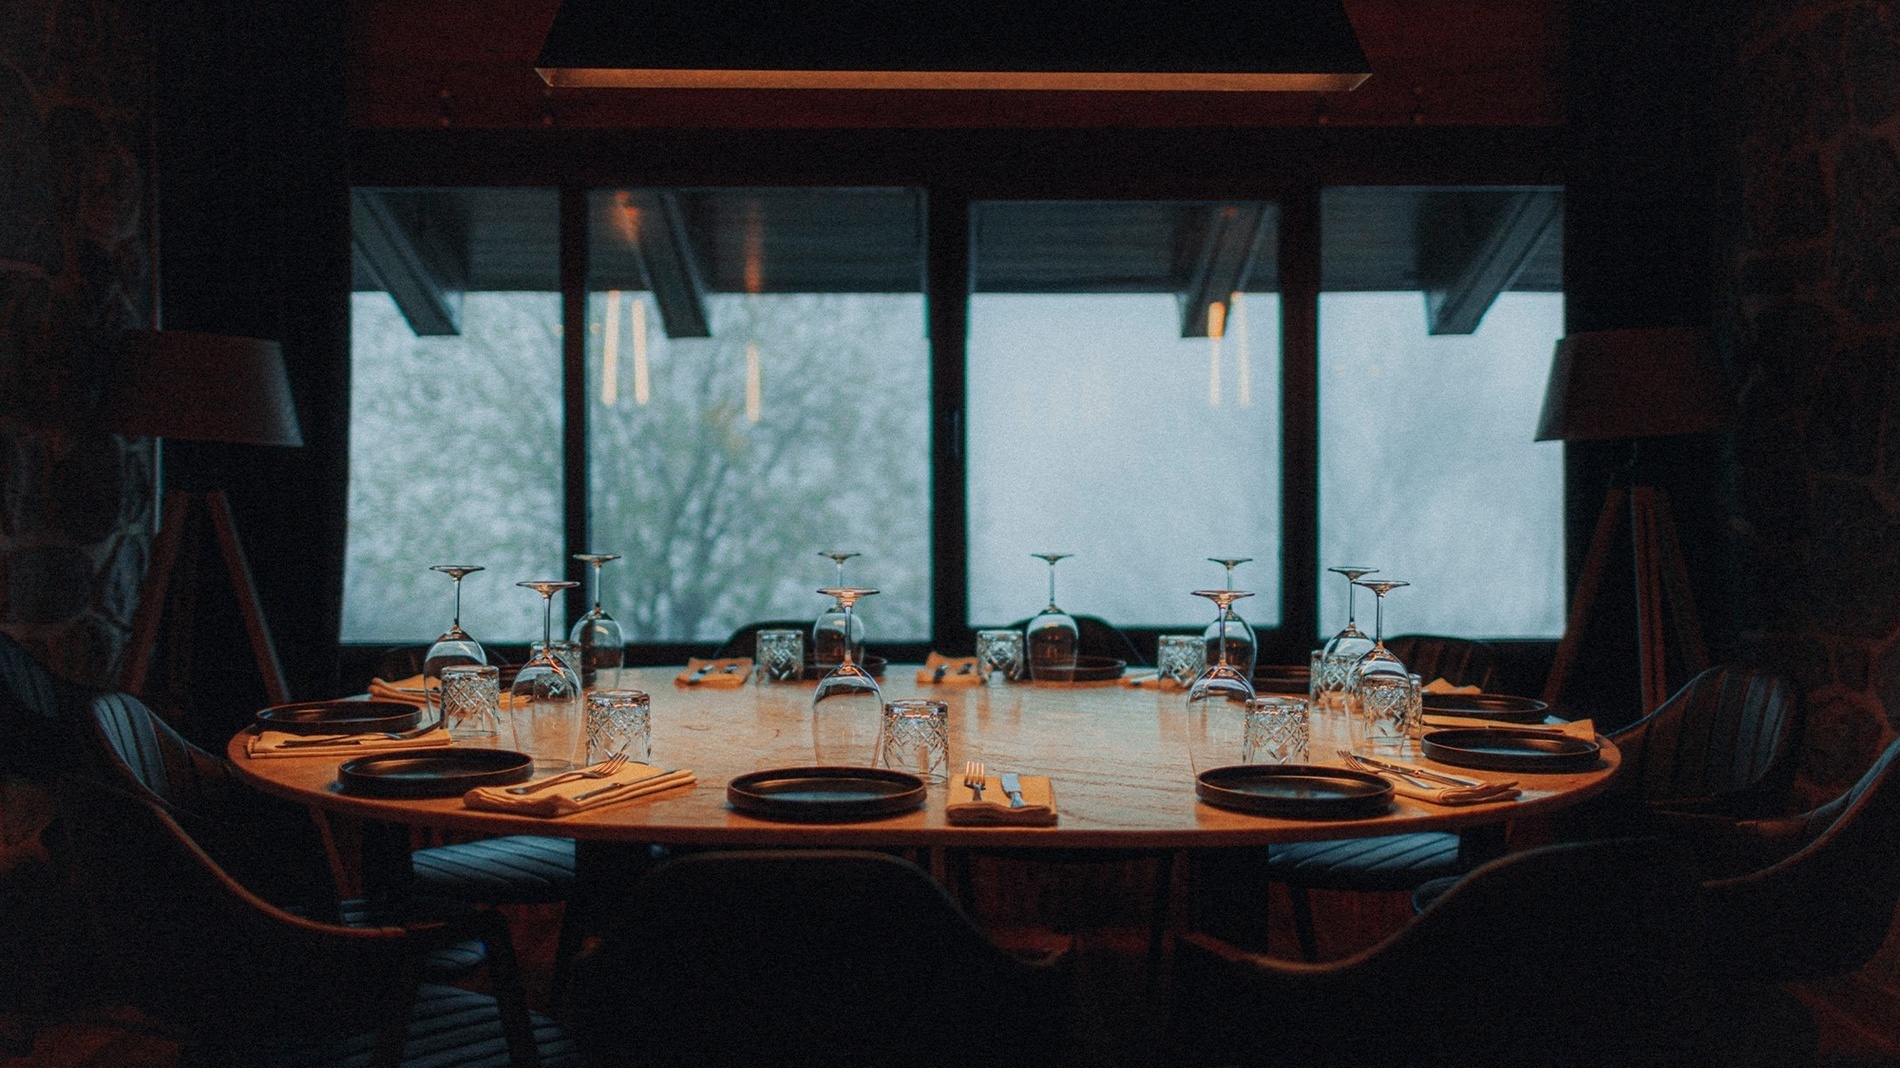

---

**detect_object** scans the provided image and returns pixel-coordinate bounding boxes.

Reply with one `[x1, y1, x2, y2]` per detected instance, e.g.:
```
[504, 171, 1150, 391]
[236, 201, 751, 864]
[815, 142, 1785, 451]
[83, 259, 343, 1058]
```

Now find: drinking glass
[975, 628, 1025, 683]
[531, 638, 584, 679]
[585, 688, 651, 764]
[423, 565, 487, 729]
[1243, 696, 1310, 764]
[880, 699, 949, 783]
[1346, 578, 1413, 754]
[512, 579, 585, 771]
[812, 551, 866, 665]
[1317, 565, 1379, 713]
[812, 587, 883, 765]
[1025, 552, 1079, 682]
[439, 663, 501, 742]
[1156, 634, 1207, 689]
[1184, 588, 1258, 773]
[756, 628, 805, 683]
[569, 553, 625, 683]
[1203, 557, 1258, 677]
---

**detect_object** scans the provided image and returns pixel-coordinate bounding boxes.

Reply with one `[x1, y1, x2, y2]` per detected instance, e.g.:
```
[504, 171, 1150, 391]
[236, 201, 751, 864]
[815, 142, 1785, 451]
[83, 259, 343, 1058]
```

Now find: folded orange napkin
[463, 763, 695, 817]
[1381, 776, 1520, 806]
[368, 674, 432, 705]
[1422, 678, 1483, 695]
[675, 658, 752, 688]
[246, 727, 452, 758]
[915, 653, 982, 686]
[946, 773, 1057, 826]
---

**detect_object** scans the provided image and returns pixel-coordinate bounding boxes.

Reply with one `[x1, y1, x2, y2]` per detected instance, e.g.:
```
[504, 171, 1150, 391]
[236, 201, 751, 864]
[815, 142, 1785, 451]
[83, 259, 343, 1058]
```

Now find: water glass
[584, 689, 651, 764]
[439, 664, 501, 742]
[879, 699, 949, 783]
[1243, 695, 1310, 764]
[975, 629, 1025, 683]
[1156, 634, 1207, 689]
[1350, 671, 1421, 755]
[756, 628, 805, 683]
[1307, 649, 1325, 707]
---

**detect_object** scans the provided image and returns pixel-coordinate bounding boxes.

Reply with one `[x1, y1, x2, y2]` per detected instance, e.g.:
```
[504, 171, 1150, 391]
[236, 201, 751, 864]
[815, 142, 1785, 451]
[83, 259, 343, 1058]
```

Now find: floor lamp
[1536, 326, 1734, 715]
[108, 329, 304, 706]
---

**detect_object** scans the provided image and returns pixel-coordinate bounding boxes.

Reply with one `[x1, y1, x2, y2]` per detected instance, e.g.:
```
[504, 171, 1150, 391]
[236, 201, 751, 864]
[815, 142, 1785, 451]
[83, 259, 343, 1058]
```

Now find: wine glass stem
[591, 566, 603, 612]
[540, 592, 554, 648]
[1345, 578, 1358, 626]
[1372, 591, 1385, 644]
[839, 602, 857, 666]
[1047, 564, 1057, 610]
[451, 577, 463, 630]
[1215, 605, 1231, 667]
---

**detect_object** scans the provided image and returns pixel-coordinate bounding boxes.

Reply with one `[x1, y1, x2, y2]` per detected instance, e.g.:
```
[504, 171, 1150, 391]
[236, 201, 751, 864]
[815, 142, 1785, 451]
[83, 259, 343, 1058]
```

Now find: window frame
[344, 126, 1563, 667]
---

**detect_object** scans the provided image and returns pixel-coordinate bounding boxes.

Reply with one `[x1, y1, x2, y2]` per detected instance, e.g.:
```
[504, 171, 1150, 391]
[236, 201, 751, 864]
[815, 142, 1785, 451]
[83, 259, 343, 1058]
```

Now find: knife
[684, 663, 715, 684]
[932, 662, 950, 683]
[1347, 752, 1495, 789]
[999, 772, 1026, 808]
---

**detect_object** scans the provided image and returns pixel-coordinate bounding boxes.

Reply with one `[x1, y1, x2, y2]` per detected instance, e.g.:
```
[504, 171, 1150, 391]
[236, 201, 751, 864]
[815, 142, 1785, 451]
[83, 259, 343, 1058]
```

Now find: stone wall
[0, 0, 152, 687]
[1720, 0, 1900, 987]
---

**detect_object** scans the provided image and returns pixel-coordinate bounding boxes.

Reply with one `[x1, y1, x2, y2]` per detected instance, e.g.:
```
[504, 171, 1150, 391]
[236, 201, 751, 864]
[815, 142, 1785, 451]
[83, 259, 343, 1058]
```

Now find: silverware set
[1336, 749, 1512, 791]
[684, 661, 747, 684]
[505, 751, 631, 794]
[960, 759, 1029, 807]
[278, 723, 440, 748]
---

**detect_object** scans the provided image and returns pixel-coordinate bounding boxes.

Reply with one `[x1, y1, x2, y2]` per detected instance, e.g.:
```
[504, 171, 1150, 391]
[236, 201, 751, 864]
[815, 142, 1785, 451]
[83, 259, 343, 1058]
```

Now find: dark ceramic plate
[1421, 728, 1602, 773]
[1195, 764, 1394, 819]
[726, 766, 926, 822]
[1420, 692, 1550, 724]
[256, 700, 421, 736]
[337, 749, 533, 798]
[1030, 656, 1126, 683]
[1253, 664, 1312, 695]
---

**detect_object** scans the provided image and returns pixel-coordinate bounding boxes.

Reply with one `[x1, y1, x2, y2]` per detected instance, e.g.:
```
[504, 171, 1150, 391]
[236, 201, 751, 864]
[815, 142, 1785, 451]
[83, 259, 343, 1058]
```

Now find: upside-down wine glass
[569, 553, 625, 682]
[424, 565, 488, 729]
[811, 587, 882, 765]
[812, 551, 866, 666]
[1346, 578, 1412, 752]
[1204, 557, 1258, 677]
[1318, 565, 1379, 712]
[1026, 552, 1079, 681]
[513, 579, 584, 771]
[1185, 588, 1259, 773]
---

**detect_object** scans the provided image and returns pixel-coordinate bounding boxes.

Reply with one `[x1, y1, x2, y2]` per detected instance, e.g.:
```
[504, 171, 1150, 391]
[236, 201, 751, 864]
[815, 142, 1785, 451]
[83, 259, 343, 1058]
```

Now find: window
[341, 175, 1564, 653]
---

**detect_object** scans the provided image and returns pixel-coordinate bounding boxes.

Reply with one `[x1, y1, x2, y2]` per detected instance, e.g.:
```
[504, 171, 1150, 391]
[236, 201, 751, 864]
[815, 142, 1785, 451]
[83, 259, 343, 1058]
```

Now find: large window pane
[967, 201, 1282, 630]
[586, 189, 930, 643]
[1318, 187, 1564, 639]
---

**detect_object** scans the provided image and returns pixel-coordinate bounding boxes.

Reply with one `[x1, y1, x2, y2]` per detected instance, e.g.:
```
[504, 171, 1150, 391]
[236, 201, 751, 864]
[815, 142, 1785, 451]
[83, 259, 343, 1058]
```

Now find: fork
[278, 723, 442, 747]
[1338, 751, 1437, 790]
[505, 751, 631, 794]
[963, 760, 987, 801]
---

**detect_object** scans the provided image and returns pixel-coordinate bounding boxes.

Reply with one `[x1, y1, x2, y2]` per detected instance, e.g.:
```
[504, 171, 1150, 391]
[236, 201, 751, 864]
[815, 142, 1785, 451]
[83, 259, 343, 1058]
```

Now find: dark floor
[6, 871, 1898, 1067]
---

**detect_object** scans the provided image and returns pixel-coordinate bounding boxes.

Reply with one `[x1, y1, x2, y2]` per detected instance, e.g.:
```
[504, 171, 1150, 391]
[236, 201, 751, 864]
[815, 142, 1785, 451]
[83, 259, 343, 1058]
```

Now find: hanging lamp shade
[536, 0, 1371, 92]
[107, 329, 304, 447]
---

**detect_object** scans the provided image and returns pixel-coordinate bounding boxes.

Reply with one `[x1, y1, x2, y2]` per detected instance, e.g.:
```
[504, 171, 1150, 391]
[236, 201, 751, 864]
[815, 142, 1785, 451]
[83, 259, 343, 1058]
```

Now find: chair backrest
[713, 619, 815, 660]
[1700, 736, 1900, 981]
[1003, 613, 1146, 666]
[569, 849, 1070, 1068]
[53, 775, 417, 1056]
[1168, 836, 1814, 1067]
[1384, 634, 1498, 691]
[81, 690, 233, 810]
[0, 629, 89, 780]
[1610, 664, 1803, 817]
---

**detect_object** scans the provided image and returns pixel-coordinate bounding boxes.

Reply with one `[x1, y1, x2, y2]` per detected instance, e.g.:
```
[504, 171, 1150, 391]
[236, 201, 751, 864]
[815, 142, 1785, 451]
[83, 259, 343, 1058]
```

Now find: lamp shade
[1534, 326, 1733, 442]
[107, 329, 304, 446]
[536, 0, 1371, 92]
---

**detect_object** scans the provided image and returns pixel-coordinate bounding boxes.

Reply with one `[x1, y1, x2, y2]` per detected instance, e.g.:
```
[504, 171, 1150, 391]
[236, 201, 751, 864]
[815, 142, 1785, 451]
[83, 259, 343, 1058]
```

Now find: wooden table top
[227, 665, 1621, 850]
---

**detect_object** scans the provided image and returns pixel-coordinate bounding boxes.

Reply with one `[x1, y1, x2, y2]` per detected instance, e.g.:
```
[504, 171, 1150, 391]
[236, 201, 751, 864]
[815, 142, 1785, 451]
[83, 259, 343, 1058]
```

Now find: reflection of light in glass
[746, 341, 762, 423]
[1207, 300, 1226, 408]
[601, 289, 622, 406]
[632, 298, 650, 405]
[1233, 291, 1251, 408]
[744, 203, 765, 295]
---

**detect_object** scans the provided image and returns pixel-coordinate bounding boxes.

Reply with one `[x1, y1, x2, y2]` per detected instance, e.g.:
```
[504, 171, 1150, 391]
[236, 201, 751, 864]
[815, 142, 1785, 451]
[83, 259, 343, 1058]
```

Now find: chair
[568, 849, 1073, 1068]
[1263, 662, 1802, 961]
[0, 630, 90, 780]
[713, 618, 814, 660]
[53, 775, 582, 1068]
[1169, 837, 1816, 1068]
[1381, 634, 1498, 691]
[1005, 613, 1147, 666]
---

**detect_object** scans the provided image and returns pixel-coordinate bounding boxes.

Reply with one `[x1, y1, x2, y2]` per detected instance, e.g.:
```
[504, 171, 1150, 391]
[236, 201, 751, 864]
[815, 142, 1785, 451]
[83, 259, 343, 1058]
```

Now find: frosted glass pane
[1318, 292, 1564, 639]
[967, 292, 1283, 629]
[344, 291, 565, 644]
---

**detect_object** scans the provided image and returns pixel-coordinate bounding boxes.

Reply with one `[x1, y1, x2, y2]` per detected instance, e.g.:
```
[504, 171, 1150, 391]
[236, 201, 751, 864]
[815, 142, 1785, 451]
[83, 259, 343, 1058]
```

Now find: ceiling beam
[1179, 203, 1270, 338]
[623, 190, 711, 338]
[1420, 190, 1560, 335]
[349, 190, 467, 336]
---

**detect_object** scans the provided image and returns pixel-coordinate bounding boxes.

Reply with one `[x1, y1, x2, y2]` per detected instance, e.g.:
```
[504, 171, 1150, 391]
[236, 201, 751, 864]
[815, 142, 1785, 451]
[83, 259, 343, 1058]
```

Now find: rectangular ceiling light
[537, 0, 1370, 92]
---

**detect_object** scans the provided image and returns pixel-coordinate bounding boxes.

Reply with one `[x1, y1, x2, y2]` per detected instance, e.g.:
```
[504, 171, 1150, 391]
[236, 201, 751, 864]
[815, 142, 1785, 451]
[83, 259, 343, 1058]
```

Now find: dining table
[227, 664, 1621, 851]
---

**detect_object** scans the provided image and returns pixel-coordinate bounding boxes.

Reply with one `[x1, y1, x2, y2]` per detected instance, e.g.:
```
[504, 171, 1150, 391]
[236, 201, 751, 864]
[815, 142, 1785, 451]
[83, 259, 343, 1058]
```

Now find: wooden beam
[349, 189, 467, 336]
[1419, 189, 1559, 335]
[1179, 203, 1270, 338]
[623, 189, 711, 338]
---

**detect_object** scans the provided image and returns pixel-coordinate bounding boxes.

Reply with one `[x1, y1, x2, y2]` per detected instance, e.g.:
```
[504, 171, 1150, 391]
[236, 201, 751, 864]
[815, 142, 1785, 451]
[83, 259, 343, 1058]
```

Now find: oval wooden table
[229, 665, 1620, 848]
